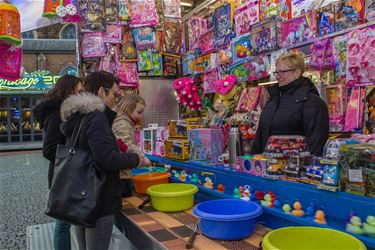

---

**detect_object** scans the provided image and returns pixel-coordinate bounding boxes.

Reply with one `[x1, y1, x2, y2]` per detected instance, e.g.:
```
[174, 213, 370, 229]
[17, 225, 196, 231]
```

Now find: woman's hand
[140, 156, 151, 167]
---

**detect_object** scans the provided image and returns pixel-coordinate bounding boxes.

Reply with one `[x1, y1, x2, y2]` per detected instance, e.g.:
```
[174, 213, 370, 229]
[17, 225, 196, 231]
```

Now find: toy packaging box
[325, 84, 346, 132]
[291, 0, 322, 18]
[238, 155, 268, 176]
[334, 0, 365, 32]
[186, 117, 203, 130]
[194, 53, 218, 74]
[280, 11, 317, 48]
[231, 33, 252, 63]
[188, 128, 223, 165]
[182, 53, 195, 76]
[165, 139, 189, 161]
[250, 19, 278, 53]
[213, 2, 237, 49]
[168, 120, 187, 138]
[234, 0, 260, 37]
[142, 124, 167, 154]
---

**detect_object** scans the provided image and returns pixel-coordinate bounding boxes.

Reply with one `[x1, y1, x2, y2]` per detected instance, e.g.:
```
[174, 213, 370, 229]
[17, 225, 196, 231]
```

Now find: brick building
[21, 23, 77, 76]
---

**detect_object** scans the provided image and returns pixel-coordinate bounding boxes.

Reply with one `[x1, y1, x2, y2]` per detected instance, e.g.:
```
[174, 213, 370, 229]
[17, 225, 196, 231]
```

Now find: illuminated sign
[0, 76, 61, 91]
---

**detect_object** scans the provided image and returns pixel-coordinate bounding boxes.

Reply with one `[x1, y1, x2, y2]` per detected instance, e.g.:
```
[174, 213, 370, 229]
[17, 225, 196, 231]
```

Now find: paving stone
[0, 152, 53, 249]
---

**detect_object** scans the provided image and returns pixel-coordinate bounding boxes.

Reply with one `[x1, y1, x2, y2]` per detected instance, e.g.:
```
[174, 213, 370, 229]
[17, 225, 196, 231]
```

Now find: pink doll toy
[203, 68, 219, 94]
[129, 0, 159, 28]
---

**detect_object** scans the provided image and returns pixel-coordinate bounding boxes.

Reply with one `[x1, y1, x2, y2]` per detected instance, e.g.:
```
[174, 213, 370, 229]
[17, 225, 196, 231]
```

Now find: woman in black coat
[251, 53, 329, 156]
[33, 75, 83, 250]
[60, 71, 140, 250]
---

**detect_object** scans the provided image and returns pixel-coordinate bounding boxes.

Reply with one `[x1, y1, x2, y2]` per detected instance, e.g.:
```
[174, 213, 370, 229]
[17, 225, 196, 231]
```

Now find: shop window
[59, 24, 76, 40]
[37, 53, 47, 70]
[21, 30, 37, 39]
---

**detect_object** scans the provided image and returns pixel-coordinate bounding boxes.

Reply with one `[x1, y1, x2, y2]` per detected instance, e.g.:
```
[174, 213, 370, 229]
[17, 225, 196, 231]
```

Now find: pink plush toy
[215, 74, 237, 96]
[173, 77, 202, 110]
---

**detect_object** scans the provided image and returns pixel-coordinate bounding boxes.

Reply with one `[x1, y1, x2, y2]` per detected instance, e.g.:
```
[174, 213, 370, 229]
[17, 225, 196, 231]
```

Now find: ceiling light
[181, 1, 193, 7]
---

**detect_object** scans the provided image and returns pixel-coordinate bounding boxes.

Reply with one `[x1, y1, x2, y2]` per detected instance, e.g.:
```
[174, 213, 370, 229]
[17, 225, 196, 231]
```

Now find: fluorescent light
[181, 1, 193, 6]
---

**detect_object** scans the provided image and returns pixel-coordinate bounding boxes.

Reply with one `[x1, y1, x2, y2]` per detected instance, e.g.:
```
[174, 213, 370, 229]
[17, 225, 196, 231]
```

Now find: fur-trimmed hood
[60, 93, 105, 122]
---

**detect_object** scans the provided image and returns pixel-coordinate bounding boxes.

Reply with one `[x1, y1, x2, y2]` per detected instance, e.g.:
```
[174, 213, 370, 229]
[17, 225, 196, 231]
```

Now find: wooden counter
[120, 196, 271, 250]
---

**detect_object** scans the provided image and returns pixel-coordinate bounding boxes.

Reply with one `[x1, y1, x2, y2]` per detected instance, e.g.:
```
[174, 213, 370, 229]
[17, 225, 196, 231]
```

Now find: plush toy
[173, 77, 202, 110]
[215, 74, 237, 101]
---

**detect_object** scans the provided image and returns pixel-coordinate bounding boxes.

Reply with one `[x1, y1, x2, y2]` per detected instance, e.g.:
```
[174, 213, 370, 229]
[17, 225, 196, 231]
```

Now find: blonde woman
[251, 52, 329, 156]
[112, 94, 151, 197]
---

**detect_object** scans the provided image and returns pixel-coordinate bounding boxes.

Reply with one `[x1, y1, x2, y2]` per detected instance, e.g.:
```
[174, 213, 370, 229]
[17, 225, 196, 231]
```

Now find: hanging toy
[62, 0, 80, 23]
[0, 41, 22, 81]
[0, 1, 21, 45]
[42, 0, 62, 18]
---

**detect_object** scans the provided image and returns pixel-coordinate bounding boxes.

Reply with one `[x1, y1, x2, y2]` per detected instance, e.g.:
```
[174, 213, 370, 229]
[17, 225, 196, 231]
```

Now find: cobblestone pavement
[0, 151, 52, 250]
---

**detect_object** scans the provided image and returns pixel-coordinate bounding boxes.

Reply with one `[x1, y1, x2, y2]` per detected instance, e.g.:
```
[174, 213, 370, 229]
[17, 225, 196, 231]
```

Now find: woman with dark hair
[60, 71, 140, 250]
[33, 74, 83, 250]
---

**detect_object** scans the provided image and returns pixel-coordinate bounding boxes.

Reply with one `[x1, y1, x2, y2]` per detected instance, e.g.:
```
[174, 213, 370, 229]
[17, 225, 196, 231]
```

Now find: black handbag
[45, 116, 106, 228]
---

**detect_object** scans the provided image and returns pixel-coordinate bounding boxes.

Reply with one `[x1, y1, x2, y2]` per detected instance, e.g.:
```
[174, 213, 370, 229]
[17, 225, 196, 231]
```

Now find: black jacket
[251, 77, 329, 156]
[33, 98, 65, 188]
[60, 93, 140, 218]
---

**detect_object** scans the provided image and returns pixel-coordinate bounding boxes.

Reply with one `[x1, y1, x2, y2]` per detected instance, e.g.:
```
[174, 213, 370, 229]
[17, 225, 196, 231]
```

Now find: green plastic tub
[147, 183, 198, 212]
[262, 227, 366, 250]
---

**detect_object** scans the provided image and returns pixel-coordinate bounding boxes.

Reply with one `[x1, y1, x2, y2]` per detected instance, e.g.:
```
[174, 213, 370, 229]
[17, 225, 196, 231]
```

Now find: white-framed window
[59, 24, 76, 39]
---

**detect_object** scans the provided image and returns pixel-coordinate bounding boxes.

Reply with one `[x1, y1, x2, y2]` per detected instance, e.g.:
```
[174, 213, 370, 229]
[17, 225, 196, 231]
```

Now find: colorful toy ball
[42, 0, 61, 18]
[0, 1, 21, 45]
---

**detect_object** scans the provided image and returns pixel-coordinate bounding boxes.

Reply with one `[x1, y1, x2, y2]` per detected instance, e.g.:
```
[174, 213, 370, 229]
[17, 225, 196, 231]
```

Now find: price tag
[349, 169, 363, 183]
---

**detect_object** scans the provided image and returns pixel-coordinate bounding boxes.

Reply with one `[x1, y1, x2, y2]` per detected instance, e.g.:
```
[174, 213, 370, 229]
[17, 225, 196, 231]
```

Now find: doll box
[165, 139, 189, 161]
[238, 155, 268, 176]
[194, 53, 218, 74]
[142, 124, 167, 154]
[188, 128, 223, 165]
[280, 11, 317, 48]
[186, 117, 203, 130]
[250, 19, 278, 54]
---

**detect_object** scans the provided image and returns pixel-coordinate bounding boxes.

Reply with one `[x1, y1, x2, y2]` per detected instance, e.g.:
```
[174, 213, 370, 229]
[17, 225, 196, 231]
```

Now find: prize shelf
[146, 154, 375, 249]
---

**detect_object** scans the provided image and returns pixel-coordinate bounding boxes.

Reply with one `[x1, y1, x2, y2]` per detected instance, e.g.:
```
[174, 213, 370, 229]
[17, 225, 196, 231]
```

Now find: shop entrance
[0, 95, 44, 144]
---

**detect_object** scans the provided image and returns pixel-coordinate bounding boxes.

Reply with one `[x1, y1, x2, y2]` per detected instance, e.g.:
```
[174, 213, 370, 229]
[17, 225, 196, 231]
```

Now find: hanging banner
[13, 0, 58, 32]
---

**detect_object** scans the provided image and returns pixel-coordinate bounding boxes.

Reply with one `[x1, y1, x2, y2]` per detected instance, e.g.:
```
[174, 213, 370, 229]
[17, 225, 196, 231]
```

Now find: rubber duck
[190, 174, 199, 184]
[282, 204, 291, 214]
[233, 188, 241, 199]
[314, 210, 327, 225]
[363, 216, 375, 238]
[346, 216, 364, 235]
[261, 194, 272, 207]
[203, 177, 214, 189]
[291, 202, 305, 217]
[179, 173, 186, 182]
[216, 184, 225, 193]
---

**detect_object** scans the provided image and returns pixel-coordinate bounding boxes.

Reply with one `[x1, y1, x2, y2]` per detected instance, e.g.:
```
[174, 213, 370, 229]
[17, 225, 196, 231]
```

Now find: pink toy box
[142, 124, 167, 155]
[234, 0, 260, 37]
[188, 128, 223, 165]
[238, 155, 268, 176]
[280, 11, 317, 48]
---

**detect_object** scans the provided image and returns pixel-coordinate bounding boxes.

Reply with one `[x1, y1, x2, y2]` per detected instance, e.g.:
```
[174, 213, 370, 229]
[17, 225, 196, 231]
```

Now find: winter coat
[112, 113, 145, 179]
[60, 93, 140, 218]
[33, 98, 65, 188]
[251, 76, 329, 156]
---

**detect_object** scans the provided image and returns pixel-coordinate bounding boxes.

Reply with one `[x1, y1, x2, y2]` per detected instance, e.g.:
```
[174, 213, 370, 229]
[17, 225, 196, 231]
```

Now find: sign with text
[0, 75, 60, 91]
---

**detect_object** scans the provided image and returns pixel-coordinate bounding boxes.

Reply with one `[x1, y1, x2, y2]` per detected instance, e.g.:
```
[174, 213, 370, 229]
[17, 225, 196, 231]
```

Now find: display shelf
[147, 154, 375, 249]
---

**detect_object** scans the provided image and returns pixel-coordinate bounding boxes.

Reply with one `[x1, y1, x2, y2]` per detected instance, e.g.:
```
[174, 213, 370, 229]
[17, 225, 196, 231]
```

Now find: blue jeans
[54, 220, 71, 250]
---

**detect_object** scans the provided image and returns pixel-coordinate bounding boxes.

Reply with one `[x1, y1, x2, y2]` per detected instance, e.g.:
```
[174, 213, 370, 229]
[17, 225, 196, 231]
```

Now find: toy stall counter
[188, 128, 223, 165]
[165, 139, 189, 161]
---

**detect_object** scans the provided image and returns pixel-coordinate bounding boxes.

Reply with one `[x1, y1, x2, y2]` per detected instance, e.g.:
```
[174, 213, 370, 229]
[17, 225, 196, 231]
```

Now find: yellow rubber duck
[363, 216, 375, 238]
[203, 177, 214, 189]
[346, 216, 364, 235]
[291, 202, 305, 217]
[314, 210, 327, 225]
[261, 194, 272, 207]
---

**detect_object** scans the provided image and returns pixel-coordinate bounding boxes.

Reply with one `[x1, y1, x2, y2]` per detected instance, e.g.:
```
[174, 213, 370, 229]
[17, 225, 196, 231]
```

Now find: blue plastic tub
[193, 199, 263, 240]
